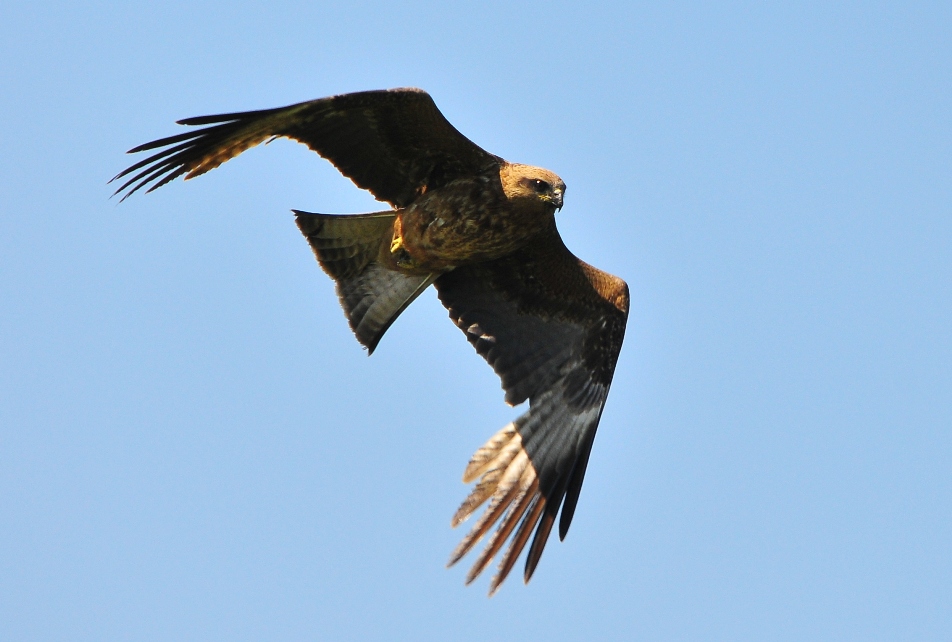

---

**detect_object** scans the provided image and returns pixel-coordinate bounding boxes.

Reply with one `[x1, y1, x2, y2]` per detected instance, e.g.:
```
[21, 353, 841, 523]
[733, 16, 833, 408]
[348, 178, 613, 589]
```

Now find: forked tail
[294, 210, 438, 354]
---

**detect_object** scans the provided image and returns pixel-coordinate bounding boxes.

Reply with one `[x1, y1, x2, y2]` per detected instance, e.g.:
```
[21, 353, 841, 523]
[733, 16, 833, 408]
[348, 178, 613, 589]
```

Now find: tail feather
[294, 210, 437, 353]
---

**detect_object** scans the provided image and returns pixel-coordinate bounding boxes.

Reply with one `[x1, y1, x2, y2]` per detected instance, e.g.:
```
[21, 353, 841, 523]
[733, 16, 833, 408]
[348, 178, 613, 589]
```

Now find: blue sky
[2, 2, 950, 640]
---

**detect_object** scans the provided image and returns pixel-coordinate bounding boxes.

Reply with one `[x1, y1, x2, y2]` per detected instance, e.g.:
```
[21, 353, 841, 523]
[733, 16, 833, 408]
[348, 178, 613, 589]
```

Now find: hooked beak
[553, 188, 564, 211]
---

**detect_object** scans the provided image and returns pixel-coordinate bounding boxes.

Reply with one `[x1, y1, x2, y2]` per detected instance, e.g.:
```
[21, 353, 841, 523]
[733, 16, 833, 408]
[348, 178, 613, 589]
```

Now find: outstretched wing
[112, 88, 500, 206]
[434, 225, 629, 595]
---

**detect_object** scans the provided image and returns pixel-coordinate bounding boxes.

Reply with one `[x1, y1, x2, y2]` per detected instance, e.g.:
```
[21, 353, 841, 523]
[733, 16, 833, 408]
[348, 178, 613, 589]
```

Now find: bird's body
[392, 163, 564, 270]
[113, 88, 628, 595]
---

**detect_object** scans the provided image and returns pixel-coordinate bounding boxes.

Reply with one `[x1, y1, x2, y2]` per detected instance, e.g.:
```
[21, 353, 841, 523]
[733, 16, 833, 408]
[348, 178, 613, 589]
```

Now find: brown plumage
[112, 88, 629, 595]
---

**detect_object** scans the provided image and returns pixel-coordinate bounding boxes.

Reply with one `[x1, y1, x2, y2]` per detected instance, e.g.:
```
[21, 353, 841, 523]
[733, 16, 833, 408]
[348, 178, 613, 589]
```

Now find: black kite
[113, 88, 629, 595]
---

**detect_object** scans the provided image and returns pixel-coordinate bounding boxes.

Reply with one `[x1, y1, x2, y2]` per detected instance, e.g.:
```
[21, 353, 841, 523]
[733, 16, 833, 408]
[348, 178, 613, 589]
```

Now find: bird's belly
[396, 201, 549, 269]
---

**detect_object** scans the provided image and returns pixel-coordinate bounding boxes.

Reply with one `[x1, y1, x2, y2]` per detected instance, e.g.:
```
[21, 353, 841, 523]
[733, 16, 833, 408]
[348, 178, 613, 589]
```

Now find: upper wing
[434, 225, 629, 594]
[111, 88, 501, 206]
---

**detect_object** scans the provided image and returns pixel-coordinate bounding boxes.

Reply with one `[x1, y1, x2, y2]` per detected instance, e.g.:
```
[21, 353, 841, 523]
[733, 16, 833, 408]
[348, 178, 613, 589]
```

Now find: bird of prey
[112, 88, 629, 595]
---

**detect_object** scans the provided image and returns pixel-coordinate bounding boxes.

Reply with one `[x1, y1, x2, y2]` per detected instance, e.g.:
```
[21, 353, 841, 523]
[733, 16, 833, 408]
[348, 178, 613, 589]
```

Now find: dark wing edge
[435, 228, 629, 595]
[111, 88, 501, 206]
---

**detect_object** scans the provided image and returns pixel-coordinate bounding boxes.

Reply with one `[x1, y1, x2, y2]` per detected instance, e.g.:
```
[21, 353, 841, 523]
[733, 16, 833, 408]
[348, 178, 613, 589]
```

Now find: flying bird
[112, 88, 629, 595]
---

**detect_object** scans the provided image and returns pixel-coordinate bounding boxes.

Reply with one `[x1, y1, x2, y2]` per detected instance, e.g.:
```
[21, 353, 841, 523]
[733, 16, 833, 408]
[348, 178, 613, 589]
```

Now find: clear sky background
[2, 2, 950, 640]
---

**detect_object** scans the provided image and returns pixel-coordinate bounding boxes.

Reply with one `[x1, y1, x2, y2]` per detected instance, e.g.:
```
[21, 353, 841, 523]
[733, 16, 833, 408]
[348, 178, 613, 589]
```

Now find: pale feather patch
[464, 473, 539, 584]
[461, 422, 517, 483]
[451, 424, 524, 528]
[447, 448, 532, 566]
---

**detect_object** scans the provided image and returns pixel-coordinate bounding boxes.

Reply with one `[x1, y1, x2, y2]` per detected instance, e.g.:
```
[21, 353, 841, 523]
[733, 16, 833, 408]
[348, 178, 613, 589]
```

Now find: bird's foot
[390, 233, 404, 255]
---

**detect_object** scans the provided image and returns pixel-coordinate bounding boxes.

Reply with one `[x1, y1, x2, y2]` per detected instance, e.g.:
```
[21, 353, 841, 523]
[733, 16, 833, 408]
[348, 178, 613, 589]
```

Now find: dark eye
[531, 179, 550, 193]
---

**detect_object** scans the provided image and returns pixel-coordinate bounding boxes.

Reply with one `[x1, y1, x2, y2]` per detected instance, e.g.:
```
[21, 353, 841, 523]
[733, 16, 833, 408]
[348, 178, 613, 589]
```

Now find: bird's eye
[531, 179, 550, 193]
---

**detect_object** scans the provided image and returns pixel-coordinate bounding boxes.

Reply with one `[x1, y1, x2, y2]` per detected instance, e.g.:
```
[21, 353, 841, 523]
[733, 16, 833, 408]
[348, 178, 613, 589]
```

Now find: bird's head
[501, 164, 565, 212]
